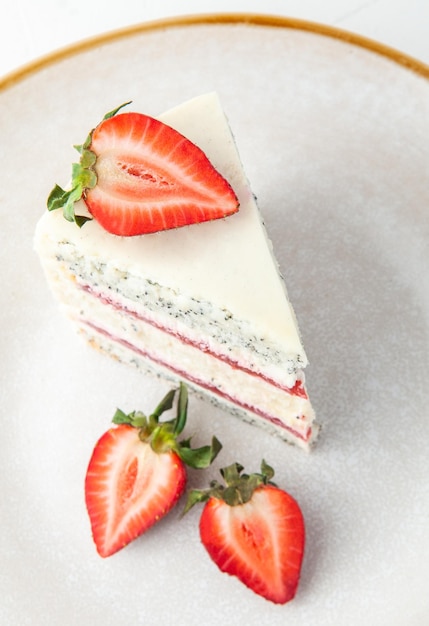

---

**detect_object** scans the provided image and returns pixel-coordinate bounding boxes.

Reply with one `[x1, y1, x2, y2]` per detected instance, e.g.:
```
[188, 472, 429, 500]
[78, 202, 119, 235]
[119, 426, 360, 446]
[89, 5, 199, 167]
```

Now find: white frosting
[35, 93, 307, 364]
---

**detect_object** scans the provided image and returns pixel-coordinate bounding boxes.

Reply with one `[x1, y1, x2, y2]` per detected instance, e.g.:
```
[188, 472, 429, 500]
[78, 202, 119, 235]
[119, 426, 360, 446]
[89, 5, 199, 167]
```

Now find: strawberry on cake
[34, 92, 319, 450]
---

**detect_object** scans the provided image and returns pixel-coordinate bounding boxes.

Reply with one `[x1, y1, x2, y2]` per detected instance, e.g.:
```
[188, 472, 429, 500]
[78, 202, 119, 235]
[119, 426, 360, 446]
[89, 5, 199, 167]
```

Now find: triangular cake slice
[34, 93, 319, 450]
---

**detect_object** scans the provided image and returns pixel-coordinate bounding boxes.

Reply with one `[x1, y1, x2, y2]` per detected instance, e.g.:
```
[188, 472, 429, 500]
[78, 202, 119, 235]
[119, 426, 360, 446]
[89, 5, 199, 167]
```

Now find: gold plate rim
[2, 12, 429, 92]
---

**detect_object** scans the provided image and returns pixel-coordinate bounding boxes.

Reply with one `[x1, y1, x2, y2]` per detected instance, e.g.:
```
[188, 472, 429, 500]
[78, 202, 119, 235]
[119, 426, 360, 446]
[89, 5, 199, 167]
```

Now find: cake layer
[37, 254, 317, 449]
[81, 326, 318, 451]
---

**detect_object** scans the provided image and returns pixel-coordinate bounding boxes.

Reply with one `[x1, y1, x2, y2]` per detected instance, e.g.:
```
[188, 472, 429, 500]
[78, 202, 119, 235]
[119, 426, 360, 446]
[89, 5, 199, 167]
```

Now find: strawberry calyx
[113, 382, 222, 469]
[46, 102, 131, 227]
[184, 459, 277, 513]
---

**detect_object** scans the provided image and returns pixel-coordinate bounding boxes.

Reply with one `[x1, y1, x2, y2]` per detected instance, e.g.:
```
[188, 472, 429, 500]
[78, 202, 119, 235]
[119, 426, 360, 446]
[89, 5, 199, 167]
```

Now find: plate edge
[1, 12, 429, 91]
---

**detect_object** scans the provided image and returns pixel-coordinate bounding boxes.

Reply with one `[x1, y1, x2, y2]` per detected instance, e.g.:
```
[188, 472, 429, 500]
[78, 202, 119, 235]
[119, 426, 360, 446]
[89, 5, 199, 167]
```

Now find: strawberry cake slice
[34, 92, 319, 450]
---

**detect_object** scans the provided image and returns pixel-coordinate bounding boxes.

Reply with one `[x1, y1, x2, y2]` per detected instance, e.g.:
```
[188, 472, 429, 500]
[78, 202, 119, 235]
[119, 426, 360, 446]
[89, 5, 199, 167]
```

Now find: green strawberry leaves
[112, 382, 222, 470]
[47, 183, 92, 227]
[183, 459, 277, 513]
[179, 436, 222, 470]
[47, 102, 132, 227]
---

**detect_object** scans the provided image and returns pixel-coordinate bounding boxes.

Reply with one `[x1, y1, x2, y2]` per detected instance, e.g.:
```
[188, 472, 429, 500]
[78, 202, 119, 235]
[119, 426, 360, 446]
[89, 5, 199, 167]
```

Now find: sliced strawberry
[47, 102, 239, 236]
[85, 423, 186, 557]
[184, 461, 305, 604]
[85, 383, 221, 557]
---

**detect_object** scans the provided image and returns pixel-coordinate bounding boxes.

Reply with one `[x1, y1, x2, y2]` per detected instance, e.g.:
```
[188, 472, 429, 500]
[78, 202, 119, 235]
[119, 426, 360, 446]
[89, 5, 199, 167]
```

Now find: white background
[1, 0, 429, 79]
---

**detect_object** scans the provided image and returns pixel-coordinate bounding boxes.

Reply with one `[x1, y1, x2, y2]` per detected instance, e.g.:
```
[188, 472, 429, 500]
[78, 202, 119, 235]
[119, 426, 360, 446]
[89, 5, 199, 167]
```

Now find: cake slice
[34, 92, 318, 450]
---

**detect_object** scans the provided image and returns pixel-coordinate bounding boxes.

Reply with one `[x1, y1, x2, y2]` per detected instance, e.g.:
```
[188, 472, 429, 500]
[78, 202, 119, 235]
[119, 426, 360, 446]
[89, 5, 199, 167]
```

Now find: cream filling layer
[80, 314, 314, 439]
[79, 325, 316, 451]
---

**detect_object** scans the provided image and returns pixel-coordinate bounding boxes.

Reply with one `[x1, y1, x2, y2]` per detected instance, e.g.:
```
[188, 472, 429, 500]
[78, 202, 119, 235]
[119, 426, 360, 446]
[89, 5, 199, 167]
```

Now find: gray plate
[1, 15, 428, 626]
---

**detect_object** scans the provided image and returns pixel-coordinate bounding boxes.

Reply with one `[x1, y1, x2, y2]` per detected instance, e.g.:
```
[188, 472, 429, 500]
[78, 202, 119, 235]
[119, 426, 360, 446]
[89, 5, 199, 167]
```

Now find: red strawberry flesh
[85, 424, 186, 557]
[199, 485, 304, 604]
[84, 112, 239, 235]
[185, 461, 305, 604]
[84, 383, 222, 557]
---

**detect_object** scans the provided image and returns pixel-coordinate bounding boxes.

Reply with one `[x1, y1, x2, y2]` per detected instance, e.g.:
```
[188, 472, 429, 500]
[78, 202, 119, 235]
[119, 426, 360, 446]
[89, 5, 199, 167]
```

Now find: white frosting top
[36, 92, 306, 362]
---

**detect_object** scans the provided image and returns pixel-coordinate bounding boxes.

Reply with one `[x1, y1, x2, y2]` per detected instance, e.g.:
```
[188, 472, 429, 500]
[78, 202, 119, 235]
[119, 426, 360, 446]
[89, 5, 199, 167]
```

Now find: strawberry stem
[111, 383, 222, 469]
[102, 101, 132, 121]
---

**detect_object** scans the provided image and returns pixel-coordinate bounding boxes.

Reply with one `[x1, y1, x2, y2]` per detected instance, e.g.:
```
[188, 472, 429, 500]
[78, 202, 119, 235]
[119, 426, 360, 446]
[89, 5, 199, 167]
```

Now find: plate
[1, 14, 428, 626]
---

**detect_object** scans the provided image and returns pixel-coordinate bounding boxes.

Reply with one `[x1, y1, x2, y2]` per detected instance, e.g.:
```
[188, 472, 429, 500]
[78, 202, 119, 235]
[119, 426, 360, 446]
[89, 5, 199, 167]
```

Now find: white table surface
[1, 0, 429, 80]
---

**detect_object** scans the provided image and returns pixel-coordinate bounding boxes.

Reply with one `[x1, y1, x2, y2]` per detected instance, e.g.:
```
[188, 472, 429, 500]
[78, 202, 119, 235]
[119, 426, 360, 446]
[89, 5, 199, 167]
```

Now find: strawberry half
[184, 460, 305, 604]
[85, 383, 221, 557]
[47, 102, 239, 235]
